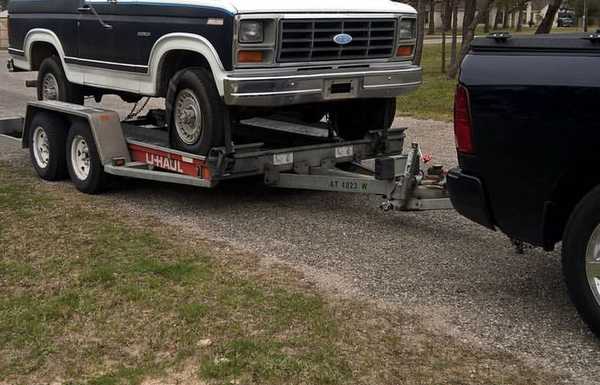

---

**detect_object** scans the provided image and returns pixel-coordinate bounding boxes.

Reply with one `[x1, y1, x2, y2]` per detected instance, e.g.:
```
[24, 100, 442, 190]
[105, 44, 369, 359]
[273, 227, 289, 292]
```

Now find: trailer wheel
[28, 112, 68, 181]
[66, 121, 108, 194]
[563, 185, 600, 337]
[37, 56, 84, 104]
[330, 98, 396, 140]
[166, 67, 224, 155]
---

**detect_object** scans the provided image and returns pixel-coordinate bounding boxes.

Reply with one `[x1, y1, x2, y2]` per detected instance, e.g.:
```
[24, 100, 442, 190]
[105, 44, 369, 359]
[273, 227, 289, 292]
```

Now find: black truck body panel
[450, 34, 600, 248]
[8, 0, 235, 71]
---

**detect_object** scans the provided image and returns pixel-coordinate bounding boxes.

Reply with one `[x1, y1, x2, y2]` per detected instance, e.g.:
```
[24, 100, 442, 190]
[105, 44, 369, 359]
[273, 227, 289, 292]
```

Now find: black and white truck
[6, 0, 421, 155]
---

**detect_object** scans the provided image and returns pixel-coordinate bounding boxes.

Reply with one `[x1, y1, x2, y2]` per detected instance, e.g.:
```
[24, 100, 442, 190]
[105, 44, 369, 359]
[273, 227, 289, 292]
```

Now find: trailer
[0, 100, 452, 212]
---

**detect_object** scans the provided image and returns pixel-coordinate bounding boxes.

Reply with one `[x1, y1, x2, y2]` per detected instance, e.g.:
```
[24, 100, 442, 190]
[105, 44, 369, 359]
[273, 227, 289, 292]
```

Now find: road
[0, 52, 597, 384]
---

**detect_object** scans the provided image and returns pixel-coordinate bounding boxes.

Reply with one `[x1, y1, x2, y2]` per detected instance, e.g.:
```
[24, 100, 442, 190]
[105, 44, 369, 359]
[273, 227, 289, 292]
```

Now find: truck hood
[213, 0, 416, 14]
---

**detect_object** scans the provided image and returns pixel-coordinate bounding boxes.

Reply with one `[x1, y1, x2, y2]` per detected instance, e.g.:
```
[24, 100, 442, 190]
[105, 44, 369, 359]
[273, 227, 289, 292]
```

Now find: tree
[449, 1, 459, 72]
[515, 0, 528, 32]
[414, 0, 427, 65]
[493, 8, 503, 29]
[0, 0, 7, 11]
[447, 0, 496, 78]
[440, 0, 453, 73]
[428, 0, 436, 34]
[536, 0, 562, 33]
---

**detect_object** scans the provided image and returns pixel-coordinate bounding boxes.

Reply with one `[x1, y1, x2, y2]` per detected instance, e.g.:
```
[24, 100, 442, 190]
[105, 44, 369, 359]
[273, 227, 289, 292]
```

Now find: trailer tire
[66, 121, 108, 194]
[37, 56, 84, 104]
[563, 185, 600, 338]
[28, 112, 68, 181]
[330, 98, 396, 140]
[166, 67, 224, 155]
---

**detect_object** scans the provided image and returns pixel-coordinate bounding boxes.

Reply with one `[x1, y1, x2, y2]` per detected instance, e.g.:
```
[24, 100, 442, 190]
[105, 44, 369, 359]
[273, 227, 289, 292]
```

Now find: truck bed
[452, 33, 600, 248]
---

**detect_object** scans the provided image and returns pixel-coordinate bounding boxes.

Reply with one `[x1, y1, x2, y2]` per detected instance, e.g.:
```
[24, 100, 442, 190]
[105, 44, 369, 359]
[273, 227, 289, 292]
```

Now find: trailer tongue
[2, 100, 451, 212]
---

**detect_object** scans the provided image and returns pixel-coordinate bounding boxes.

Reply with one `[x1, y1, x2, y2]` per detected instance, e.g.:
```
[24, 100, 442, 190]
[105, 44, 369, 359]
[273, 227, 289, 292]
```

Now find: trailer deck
[1, 100, 452, 212]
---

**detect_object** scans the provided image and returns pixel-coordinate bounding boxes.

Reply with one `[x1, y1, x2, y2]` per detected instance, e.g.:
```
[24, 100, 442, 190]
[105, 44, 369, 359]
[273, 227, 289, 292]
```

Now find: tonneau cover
[470, 33, 600, 53]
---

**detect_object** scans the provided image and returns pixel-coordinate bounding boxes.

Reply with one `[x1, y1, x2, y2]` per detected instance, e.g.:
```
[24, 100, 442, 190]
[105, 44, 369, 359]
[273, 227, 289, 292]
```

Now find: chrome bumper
[223, 63, 422, 107]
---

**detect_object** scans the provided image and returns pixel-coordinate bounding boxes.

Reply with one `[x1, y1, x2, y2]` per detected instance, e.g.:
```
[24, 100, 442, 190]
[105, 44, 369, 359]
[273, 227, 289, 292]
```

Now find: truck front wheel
[563, 185, 600, 337]
[330, 98, 396, 140]
[37, 56, 84, 104]
[166, 68, 224, 155]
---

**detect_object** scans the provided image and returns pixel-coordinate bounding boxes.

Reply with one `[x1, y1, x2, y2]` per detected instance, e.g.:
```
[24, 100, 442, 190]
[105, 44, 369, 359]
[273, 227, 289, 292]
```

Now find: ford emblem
[333, 33, 353, 45]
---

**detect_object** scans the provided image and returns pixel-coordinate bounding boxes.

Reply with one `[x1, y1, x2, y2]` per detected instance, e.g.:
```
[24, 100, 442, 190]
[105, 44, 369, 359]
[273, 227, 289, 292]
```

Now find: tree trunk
[428, 0, 436, 34]
[536, 0, 561, 34]
[483, 8, 491, 33]
[502, 6, 509, 28]
[462, 0, 477, 37]
[448, 0, 495, 79]
[516, 8, 524, 32]
[441, 29, 446, 73]
[493, 8, 502, 30]
[414, 0, 426, 65]
[449, 2, 459, 73]
[440, 0, 452, 73]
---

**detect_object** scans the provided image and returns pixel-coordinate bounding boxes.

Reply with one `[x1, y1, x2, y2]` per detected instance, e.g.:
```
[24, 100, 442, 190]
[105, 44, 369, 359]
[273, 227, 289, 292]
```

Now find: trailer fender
[23, 101, 131, 165]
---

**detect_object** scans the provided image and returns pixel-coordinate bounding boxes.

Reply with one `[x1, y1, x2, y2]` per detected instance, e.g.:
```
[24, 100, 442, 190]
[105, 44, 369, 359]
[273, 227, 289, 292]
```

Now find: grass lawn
[397, 44, 456, 122]
[0, 162, 566, 385]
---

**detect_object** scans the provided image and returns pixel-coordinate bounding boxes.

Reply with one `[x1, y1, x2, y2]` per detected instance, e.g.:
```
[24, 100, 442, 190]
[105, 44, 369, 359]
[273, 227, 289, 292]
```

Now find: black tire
[166, 67, 224, 155]
[330, 98, 396, 140]
[66, 121, 108, 194]
[28, 112, 68, 181]
[37, 56, 84, 104]
[563, 185, 600, 337]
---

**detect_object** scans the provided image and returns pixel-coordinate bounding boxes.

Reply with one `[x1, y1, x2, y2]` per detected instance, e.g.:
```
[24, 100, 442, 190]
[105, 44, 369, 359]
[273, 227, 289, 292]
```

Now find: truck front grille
[278, 18, 397, 63]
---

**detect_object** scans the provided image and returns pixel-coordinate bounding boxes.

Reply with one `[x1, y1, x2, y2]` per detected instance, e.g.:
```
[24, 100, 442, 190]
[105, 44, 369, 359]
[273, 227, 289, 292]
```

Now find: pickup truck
[6, 0, 421, 155]
[447, 33, 600, 336]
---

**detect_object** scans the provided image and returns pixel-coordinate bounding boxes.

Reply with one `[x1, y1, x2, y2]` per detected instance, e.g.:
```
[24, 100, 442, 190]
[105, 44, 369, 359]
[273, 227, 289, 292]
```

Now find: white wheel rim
[42, 73, 60, 101]
[174, 89, 203, 145]
[71, 135, 91, 181]
[586, 224, 600, 306]
[32, 126, 50, 168]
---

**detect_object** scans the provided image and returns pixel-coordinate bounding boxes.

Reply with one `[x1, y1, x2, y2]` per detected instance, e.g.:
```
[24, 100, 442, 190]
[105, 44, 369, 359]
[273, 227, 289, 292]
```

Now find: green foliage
[397, 44, 456, 121]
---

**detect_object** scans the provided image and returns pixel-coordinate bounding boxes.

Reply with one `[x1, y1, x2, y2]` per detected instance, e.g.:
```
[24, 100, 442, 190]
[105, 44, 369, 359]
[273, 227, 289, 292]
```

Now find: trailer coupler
[265, 143, 452, 212]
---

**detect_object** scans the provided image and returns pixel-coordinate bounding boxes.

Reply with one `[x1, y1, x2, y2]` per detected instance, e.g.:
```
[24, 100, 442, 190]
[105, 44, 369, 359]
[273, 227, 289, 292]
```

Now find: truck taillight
[454, 84, 474, 154]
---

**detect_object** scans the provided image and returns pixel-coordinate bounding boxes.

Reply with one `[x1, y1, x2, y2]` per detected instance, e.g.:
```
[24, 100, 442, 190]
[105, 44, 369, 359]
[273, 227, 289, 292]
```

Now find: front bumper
[447, 168, 496, 230]
[223, 62, 422, 107]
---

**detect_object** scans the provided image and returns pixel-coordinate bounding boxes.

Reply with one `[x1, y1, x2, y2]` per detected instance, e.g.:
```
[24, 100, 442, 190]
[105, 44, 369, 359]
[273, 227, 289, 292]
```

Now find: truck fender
[147, 33, 227, 96]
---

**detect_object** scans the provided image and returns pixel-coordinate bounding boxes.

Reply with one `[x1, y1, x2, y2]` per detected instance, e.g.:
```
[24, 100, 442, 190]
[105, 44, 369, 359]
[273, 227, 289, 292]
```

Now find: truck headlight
[239, 21, 264, 43]
[398, 18, 416, 39]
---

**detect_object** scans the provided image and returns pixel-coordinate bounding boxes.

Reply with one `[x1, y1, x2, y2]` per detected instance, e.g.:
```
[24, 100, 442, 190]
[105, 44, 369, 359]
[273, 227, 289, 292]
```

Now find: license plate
[273, 152, 293, 166]
[335, 146, 354, 159]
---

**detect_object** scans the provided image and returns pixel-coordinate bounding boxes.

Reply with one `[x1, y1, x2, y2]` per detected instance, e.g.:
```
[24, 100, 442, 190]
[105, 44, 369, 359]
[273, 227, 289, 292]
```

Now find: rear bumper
[223, 62, 422, 107]
[447, 168, 496, 230]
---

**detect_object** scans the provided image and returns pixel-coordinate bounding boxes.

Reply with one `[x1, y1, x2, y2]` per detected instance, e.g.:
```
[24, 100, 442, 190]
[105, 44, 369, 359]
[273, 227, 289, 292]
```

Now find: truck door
[77, 0, 143, 88]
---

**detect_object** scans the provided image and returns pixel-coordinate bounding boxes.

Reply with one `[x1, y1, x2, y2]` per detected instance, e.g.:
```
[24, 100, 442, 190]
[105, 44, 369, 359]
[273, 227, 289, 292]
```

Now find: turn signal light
[454, 85, 474, 154]
[238, 50, 264, 63]
[396, 45, 414, 57]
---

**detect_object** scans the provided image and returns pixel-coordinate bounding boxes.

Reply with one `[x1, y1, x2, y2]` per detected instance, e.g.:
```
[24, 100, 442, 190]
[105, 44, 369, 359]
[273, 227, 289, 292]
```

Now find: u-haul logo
[145, 153, 183, 173]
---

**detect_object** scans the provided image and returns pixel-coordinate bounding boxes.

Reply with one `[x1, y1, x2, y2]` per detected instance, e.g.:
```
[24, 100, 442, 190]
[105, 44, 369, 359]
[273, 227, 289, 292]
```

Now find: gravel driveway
[0, 52, 597, 384]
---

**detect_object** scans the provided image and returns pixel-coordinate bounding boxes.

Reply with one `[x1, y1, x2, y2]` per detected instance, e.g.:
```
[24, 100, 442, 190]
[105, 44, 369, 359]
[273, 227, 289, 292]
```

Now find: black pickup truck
[447, 33, 600, 336]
